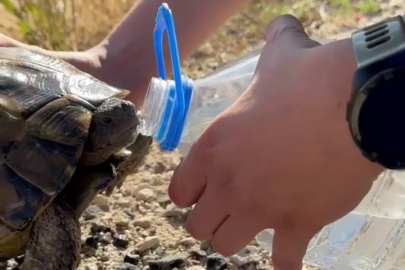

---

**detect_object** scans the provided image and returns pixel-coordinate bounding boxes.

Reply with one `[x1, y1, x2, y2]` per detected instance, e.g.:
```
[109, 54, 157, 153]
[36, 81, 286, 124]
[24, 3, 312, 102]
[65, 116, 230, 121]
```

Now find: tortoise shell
[0, 47, 134, 232]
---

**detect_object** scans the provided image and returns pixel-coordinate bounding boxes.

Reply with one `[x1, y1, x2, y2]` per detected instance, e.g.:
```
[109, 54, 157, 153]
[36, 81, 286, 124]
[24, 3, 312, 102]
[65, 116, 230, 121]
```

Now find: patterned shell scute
[0, 63, 64, 117]
[0, 165, 47, 229]
[65, 75, 127, 106]
[0, 47, 96, 230]
[0, 47, 126, 107]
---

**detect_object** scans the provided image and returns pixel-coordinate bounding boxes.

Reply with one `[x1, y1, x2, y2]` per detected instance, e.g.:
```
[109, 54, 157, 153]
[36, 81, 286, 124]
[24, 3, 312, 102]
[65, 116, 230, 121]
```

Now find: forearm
[90, 0, 253, 106]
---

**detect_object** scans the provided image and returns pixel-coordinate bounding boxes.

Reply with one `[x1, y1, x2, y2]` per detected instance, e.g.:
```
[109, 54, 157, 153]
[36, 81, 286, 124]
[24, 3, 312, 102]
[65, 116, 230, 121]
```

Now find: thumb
[265, 14, 320, 49]
[271, 226, 319, 270]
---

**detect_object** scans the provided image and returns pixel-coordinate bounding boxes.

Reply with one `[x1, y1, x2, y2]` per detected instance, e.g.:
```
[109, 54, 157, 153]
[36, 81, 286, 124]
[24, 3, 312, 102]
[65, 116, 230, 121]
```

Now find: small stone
[148, 255, 186, 270]
[133, 217, 152, 229]
[187, 266, 205, 270]
[153, 161, 166, 174]
[83, 205, 102, 220]
[207, 253, 228, 270]
[132, 184, 153, 197]
[99, 232, 113, 244]
[137, 188, 155, 202]
[99, 253, 109, 262]
[200, 240, 211, 250]
[188, 247, 206, 259]
[124, 209, 135, 219]
[116, 217, 130, 228]
[142, 255, 157, 264]
[137, 236, 160, 252]
[114, 234, 130, 248]
[157, 193, 171, 204]
[163, 204, 185, 217]
[227, 262, 238, 270]
[230, 246, 261, 267]
[116, 263, 139, 270]
[179, 237, 195, 246]
[90, 221, 107, 233]
[124, 253, 140, 265]
[92, 195, 110, 211]
[85, 236, 98, 248]
[116, 198, 131, 208]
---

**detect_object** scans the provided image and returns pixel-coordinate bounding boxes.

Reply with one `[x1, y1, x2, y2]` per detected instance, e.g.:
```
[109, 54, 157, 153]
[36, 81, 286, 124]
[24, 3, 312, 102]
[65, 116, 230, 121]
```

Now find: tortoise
[0, 47, 153, 270]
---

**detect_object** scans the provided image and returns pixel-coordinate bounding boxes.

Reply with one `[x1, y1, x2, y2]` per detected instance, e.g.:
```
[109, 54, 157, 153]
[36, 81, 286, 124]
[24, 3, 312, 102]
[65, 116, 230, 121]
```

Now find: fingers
[184, 184, 228, 241]
[210, 215, 264, 257]
[272, 226, 319, 270]
[168, 140, 209, 208]
[265, 14, 320, 49]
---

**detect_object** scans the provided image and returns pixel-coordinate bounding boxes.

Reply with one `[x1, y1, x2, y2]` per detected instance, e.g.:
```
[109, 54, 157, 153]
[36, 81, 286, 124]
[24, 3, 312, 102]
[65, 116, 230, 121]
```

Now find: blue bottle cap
[153, 3, 194, 151]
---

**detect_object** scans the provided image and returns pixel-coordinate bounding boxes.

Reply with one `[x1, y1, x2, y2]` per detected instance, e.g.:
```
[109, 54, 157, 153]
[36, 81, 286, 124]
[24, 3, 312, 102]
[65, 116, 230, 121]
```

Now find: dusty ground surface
[0, 0, 405, 269]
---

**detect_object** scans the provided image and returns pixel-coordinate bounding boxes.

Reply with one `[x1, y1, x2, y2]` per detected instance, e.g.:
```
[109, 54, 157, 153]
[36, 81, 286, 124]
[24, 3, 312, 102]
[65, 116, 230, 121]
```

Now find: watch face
[357, 67, 405, 168]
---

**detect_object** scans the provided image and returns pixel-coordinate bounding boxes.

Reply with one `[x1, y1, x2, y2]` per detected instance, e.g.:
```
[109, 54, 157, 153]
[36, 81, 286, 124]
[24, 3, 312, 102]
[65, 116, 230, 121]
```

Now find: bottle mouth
[139, 76, 194, 151]
[139, 77, 170, 137]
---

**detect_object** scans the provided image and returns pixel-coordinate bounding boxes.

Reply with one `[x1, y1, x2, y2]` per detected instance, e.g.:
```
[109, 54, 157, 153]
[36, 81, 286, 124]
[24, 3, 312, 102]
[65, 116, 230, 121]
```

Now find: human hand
[168, 15, 384, 270]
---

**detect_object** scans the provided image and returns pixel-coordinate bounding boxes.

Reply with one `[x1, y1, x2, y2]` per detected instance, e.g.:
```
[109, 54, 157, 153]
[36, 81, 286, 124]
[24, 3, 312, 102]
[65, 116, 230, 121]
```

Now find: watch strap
[352, 15, 405, 69]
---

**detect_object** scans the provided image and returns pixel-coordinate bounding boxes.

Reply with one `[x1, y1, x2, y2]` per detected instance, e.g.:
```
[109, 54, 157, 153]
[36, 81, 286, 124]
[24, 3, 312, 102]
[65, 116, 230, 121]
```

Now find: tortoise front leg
[20, 198, 80, 270]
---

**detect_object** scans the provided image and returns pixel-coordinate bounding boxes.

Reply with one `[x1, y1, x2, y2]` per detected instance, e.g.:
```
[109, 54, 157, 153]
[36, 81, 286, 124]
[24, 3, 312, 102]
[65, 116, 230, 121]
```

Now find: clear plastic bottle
[256, 170, 405, 270]
[139, 3, 264, 155]
[142, 4, 405, 270]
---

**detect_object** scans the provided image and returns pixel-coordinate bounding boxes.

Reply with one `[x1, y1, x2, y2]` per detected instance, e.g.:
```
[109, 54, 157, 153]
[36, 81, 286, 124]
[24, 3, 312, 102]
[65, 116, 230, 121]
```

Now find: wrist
[321, 38, 385, 176]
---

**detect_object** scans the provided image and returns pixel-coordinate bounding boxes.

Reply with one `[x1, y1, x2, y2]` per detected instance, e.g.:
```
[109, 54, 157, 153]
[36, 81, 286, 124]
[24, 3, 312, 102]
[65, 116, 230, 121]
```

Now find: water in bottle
[141, 3, 405, 270]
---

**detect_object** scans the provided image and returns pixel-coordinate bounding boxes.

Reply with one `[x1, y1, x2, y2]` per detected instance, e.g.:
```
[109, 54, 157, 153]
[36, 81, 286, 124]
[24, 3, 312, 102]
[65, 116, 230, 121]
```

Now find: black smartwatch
[347, 15, 405, 170]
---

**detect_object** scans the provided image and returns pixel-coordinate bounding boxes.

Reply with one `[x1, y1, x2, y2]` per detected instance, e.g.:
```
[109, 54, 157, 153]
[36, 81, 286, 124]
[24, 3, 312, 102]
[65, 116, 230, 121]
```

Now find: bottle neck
[139, 77, 171, 137]
[139, 76, 194, 151]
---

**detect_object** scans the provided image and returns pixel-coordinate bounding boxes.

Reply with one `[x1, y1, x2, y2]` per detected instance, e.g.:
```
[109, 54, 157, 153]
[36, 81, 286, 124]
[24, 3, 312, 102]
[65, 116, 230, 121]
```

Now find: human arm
[167, 15, 385, 270]
[1, 0, 253, 107]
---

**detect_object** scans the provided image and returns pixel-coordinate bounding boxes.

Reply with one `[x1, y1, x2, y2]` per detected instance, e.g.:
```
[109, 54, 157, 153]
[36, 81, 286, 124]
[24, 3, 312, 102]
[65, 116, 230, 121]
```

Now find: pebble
[163, 204, 185, 217]
[188, 248, 207, 259]
[132, 184, 153, 196]
[142, 255, 157, 265]
[124, 253, 140, 265]
[179, 237, 195, 246]
[187, 266, 205, 270]
[137, 188, 155, 202]
[83, 206, 102, 220]
[148, 255, 186, 270]
[90, 221, 107, 233]
[114, 234, 130, 248]
[116, 198, 132, 208]
[92, 195, 110, 212]
[230, 246, 261, 267]
[133, 217, 153, 229]
[99, 232, 113, 244]
[117, 263, 139, 270]
[136, 236, 160, 252]
[116, 217, 130, 228]
[156, 193, 171, 204]
[206, 253, 228, 270]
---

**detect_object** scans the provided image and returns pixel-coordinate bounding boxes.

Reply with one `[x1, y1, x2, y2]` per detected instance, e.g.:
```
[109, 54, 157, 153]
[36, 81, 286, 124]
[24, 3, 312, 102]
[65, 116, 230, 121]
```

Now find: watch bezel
[347, 15, 405, 169]
[347, 68, 400, 168]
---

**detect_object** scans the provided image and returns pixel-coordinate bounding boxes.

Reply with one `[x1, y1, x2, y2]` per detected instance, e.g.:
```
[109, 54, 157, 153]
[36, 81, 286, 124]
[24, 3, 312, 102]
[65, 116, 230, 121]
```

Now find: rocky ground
[1, 0, 405, 269]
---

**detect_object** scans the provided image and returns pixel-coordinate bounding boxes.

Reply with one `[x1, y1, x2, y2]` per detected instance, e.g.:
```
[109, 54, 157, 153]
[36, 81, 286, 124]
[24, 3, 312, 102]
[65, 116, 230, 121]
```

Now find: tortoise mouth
[108, 125, 138, 147]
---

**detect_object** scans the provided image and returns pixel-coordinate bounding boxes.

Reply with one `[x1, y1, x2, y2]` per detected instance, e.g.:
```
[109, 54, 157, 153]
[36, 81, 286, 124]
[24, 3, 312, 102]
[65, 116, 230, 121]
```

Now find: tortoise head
[86, 97, 139, 155]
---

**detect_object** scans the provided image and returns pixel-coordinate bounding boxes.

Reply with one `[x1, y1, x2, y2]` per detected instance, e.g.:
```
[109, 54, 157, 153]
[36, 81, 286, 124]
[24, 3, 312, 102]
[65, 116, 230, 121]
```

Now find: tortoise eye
[102, 117, 113, 124]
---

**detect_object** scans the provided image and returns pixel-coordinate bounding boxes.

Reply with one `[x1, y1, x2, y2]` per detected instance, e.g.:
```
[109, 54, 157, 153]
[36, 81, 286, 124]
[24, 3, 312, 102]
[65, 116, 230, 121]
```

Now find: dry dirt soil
[0, 0, 405, 269]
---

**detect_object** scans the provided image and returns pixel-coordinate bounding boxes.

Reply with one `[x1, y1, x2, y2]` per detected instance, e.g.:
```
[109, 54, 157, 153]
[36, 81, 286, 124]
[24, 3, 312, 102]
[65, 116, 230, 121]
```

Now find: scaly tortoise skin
[0, 47, 152, 270]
